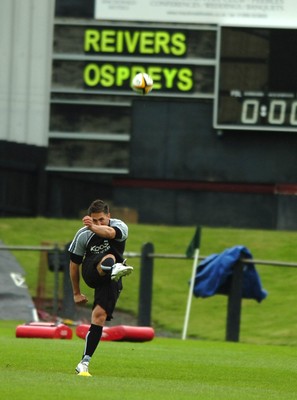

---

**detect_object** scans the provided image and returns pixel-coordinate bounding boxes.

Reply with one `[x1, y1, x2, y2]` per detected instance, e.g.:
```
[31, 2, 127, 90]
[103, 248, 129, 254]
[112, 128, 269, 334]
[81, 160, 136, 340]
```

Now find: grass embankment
[1, 218, 297, 345]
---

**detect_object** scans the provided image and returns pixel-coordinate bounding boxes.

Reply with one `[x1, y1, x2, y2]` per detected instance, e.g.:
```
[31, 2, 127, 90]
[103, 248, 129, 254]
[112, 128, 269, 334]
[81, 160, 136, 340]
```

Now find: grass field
[1, 220, 297, 398]
[1, 321, 296, 400]
[1, 218, 297, 345]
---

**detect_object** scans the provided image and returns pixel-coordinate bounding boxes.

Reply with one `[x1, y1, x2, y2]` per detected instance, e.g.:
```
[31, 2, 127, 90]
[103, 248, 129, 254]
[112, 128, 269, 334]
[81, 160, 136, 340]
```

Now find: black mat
[0, 241, 37, 321]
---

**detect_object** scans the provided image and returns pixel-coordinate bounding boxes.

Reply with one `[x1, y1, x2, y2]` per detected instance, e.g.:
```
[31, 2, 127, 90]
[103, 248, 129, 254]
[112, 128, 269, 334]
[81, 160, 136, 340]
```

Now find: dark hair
[87, 199, 110, 215]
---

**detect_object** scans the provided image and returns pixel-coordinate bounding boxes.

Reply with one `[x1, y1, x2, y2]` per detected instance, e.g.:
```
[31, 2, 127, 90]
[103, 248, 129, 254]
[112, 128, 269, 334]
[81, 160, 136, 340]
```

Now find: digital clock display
[214, 27, 297, 131]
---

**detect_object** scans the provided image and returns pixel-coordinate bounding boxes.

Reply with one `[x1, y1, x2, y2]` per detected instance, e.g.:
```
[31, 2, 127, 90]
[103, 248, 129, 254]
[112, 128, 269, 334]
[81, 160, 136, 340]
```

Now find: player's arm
[69, 259, 88, 304]
[82, 215, 116, 239]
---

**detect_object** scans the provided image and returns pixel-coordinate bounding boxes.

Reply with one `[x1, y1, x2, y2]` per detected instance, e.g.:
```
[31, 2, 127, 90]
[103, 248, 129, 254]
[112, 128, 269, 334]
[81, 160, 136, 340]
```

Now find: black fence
[1, 243, 297, 342]
[137, 243, 297, 342]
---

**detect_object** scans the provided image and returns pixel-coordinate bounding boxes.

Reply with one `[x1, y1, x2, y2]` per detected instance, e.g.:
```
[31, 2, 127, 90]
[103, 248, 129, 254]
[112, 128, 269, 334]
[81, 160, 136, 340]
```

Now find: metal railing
[1, 243, 297, 342]
[137, 242, 297, 342]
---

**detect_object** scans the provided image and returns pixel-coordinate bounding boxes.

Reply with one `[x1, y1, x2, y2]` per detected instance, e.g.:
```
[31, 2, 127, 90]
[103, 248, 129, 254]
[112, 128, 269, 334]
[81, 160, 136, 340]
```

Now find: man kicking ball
[68, 199, 133, 376]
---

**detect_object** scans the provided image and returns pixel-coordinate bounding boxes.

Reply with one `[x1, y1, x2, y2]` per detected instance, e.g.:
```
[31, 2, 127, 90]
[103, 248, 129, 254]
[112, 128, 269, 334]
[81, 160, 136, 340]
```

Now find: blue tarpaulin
[193, 246, 267, 302]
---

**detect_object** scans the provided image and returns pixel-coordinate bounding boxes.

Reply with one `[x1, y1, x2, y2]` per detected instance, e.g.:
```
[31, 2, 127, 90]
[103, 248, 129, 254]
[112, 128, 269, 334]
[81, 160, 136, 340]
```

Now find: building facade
[1, 0, 297, 229]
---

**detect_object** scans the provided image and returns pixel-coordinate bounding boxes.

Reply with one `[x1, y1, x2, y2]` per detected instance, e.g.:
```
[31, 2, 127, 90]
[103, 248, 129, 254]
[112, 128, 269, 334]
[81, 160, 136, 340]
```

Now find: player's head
[88, 199, 110, 225]
[88, 199, 109, 215]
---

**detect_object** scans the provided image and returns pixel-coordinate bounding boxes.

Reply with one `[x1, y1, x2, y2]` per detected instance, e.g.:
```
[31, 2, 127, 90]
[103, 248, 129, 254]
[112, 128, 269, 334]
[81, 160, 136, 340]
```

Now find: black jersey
[68, 218, 128, 265]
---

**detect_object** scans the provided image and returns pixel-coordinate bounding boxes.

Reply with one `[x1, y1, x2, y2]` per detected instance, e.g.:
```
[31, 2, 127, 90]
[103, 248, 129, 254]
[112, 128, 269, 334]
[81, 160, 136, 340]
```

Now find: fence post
[61, 243, 76, 319]
[52, 244, 60, 316]
[138, 242, 154, 326]
[225, 260, 244, 342]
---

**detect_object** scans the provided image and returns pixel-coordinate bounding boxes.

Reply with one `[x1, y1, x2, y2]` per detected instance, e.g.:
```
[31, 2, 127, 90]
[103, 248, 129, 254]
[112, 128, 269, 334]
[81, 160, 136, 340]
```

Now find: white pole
[182, 247, 200, 340]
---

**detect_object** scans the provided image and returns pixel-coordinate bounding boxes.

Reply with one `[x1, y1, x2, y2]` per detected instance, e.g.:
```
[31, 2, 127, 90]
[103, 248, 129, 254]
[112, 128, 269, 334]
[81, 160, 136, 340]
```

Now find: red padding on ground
[76, 324, 154, 342]
[16, 322, 73, 339]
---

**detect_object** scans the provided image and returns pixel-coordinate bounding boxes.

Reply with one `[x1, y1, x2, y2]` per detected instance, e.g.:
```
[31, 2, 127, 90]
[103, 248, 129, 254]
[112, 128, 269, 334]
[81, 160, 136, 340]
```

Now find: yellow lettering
[125, 31, 140, 53]
[155, 31, 170, 54]
[130, 66, 146, 83]
[171, 33, 187, 56]
[101, 30, 116, 52]
[116, 30, 124, 53]
[139, 32, 155, 54]
[100, 64, 115, 87]
[84, 64, 100, 86]
[163, 68, 178, 89]
[84, 30, 100, 52]
[177, 68, 193, 91]
[147, 66, 162, 89]
[116, 67, 130, 86]
[84, 28, 188, 57]
[83, 63, 194, 92]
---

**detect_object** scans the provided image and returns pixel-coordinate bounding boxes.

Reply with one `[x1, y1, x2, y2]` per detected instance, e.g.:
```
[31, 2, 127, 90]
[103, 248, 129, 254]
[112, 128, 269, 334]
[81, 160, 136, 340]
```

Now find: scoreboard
[214, 26, 297, 131]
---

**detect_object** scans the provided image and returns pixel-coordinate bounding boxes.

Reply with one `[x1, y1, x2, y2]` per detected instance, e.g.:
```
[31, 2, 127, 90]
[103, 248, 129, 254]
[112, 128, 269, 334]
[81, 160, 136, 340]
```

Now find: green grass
[1, 218, 297, 345]
[0, 321, 297, 400]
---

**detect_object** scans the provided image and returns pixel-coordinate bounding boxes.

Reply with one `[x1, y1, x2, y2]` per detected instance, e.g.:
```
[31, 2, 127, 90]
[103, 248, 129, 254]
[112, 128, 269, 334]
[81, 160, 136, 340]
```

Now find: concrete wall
[0, 0, 55, 146]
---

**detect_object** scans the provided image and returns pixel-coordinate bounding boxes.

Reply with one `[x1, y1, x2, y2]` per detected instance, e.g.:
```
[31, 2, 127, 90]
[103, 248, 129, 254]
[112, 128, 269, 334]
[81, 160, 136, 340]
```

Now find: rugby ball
[131, 72, 153, 95]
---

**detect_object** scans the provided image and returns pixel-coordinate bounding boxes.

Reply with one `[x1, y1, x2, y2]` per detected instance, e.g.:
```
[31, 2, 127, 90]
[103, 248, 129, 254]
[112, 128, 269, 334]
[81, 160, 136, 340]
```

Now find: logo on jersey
[90, 240, 111, 254]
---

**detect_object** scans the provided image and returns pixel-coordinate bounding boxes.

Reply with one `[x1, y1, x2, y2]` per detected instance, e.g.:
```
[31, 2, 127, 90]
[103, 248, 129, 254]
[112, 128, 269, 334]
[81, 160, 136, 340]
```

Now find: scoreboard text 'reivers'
[84, 29, 187, 56]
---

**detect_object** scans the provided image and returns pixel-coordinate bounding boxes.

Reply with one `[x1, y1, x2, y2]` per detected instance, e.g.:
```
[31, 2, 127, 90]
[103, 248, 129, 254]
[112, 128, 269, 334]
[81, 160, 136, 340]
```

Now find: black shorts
[82, 254, 122, 321]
